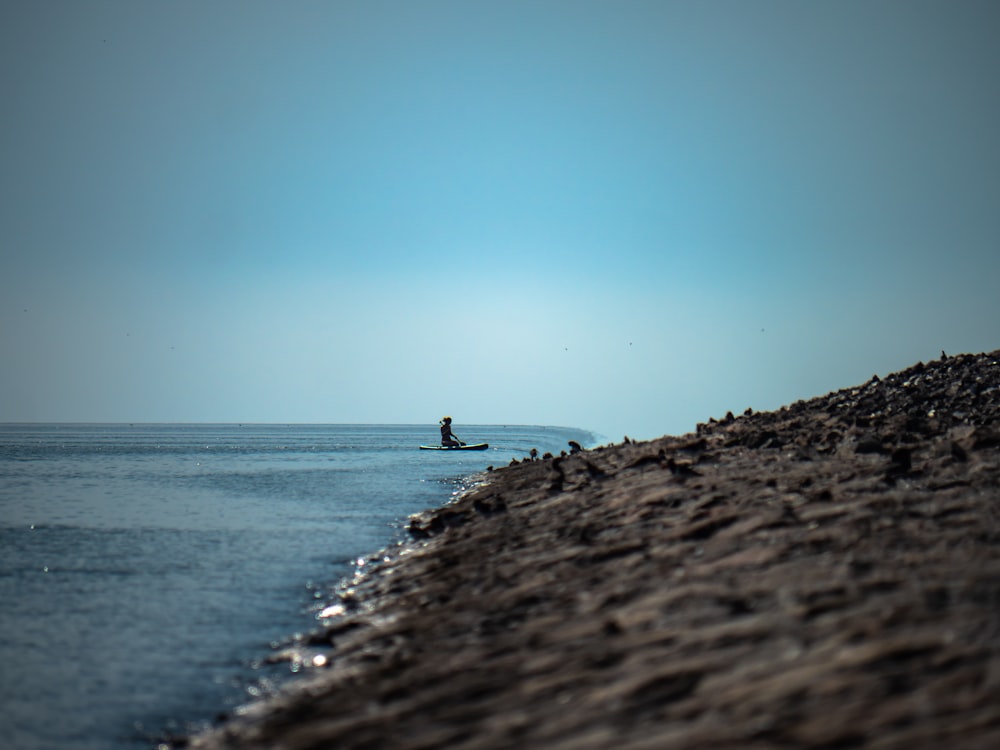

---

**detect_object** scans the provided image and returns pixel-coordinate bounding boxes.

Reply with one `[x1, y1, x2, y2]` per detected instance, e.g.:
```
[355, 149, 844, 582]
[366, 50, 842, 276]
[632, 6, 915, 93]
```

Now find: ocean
[0, 423, 596, 750]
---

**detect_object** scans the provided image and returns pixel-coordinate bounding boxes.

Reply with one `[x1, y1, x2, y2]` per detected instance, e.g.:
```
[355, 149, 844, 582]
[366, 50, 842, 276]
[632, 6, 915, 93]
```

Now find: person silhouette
[440, 416, 464, 447]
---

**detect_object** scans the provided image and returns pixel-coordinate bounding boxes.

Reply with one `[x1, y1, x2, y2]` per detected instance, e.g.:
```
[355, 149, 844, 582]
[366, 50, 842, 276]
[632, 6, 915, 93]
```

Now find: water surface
[0, 423, 595, 749]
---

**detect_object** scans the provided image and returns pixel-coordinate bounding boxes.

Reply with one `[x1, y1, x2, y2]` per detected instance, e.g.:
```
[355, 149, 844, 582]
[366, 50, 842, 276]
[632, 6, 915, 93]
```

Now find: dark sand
[186, 351, 1000, 749]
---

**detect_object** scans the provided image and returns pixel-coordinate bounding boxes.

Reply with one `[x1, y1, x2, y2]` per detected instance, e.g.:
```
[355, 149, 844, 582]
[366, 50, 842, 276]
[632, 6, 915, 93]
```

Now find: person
[440, 416, 464, 447]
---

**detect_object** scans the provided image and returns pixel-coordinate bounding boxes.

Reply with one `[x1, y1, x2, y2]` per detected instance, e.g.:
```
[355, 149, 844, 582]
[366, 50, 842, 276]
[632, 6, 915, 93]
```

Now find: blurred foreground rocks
[187, 350, 1000, 749]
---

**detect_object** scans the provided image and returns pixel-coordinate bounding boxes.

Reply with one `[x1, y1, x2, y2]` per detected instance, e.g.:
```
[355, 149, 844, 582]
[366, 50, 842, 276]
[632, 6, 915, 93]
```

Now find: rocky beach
[185, 350, 1000, 750]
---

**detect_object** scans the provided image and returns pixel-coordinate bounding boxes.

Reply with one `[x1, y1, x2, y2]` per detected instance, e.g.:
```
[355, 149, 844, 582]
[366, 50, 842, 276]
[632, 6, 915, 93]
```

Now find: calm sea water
[0, 423, 595, 750]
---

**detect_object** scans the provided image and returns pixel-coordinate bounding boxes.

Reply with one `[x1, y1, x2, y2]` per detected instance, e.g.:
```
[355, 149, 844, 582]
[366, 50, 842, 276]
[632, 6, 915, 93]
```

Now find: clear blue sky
[2, 1, 998, 441]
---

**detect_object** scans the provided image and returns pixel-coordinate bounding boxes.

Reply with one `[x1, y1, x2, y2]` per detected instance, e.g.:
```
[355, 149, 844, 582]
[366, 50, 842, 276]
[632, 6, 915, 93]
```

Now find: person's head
[441, 416, 452, 425]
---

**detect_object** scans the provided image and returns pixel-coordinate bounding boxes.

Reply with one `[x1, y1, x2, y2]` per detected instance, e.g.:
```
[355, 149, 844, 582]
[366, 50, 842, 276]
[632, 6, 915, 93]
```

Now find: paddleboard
[419, 443, 489, 451]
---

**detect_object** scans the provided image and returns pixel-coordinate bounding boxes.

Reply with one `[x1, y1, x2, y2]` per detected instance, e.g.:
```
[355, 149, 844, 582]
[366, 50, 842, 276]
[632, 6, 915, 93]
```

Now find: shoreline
[185, 350, 1000, 749]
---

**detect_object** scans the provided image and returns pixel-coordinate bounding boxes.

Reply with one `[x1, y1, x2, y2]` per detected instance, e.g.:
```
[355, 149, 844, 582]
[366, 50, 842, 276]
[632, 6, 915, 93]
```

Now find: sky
[1, 0, 998, 442]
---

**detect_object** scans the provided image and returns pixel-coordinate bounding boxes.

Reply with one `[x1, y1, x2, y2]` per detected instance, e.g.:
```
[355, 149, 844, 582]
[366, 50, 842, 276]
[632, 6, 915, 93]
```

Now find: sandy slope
[185, 350, 1000, 750]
